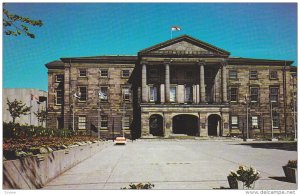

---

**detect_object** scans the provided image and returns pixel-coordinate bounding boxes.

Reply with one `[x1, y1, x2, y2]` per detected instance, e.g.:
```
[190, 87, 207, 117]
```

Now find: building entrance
[208, 114, 221, 136]
[172, 114, 198, 136]
[149, 114, 164, 136]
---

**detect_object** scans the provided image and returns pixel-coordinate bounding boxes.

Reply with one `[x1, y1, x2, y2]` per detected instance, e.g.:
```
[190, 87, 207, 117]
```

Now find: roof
[45, 60, 64, 69]
[60, 55, 137, 64]
[227, 57, 294, 66]
[138, 34, 231, 56]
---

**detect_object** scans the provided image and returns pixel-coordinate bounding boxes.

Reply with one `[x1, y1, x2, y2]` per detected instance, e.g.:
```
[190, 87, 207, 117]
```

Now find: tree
[6, 98, 31, 124]
[3, 4, 43, 39]
[34, 109, 47, 126]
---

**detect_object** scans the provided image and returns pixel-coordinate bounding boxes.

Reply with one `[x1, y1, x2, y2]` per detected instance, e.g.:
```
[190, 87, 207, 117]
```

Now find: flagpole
[30, 94, 32, 126]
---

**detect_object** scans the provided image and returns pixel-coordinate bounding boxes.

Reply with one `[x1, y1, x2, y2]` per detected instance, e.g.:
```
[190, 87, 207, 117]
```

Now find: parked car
[115, 137, 126, 145]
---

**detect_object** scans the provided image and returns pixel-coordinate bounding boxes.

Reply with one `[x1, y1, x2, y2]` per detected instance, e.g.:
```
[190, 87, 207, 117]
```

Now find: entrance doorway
[172, 114, 198, 136]
[149, 114, 164, 136]
[208, 114, 221, 136]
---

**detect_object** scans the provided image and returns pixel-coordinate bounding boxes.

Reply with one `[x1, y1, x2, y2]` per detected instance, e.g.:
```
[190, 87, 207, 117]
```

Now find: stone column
[160, 84, 165, 103]
[199, 112, 208, 137]
[165, 63, 170, 103]
[215, 67, 221, 103]
[141, 63, 148, 103]
[141, 112, 149, 137]
[164, 113, 172, 137]
[199, 62, 206, 103]
[222, 62, 228, 103]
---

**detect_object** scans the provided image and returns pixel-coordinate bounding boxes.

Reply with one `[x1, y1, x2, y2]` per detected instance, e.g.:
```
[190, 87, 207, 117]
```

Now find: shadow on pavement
[213, 186, 231, 190]
[269, 176, 290, 183]
[238, 142, 297, 151]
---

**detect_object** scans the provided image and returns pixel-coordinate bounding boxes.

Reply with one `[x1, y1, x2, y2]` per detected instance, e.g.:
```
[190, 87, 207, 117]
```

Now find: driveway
[43, 139, 297, 190]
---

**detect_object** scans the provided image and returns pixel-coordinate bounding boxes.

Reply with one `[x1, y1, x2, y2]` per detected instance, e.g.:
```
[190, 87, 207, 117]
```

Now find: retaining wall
[3, 141, 110, 189]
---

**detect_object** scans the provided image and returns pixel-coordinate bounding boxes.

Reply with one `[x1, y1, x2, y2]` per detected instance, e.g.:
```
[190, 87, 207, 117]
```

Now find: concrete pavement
[43, 139, 297, 190]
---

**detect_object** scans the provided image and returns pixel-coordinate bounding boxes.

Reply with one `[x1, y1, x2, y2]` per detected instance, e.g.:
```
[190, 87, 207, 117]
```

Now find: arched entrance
[149, 114, 164, 136]
[172, 114, 198, 136]
[208, 114, 221, 136]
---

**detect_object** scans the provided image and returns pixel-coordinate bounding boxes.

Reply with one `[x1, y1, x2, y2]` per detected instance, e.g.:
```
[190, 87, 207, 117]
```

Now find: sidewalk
[43, 140, 297, 190]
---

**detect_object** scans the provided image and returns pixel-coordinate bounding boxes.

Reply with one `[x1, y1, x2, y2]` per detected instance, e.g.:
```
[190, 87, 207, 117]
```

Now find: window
[55, 74, 64, 82]
[250, 71, 258, 79]
[149, 69, 159, 77]
[231, 116, 238, 128]
[185, 85, 193, 103]
[185, 71, 193, 79]
[79, 69, 87, 77]
[122, 116, 130, 129]
[99, 86, 108, 102]
[229, 70, 237, 79]
[122, 70, 130, 77]
[100, 69, 108, 77]
[270, 70, 278, 79]
[78, 86, 87, 102]
[149, 86, 158, 102]
[230, 87, 238, 102]
[170, 86, 177, 102]
[56, 89, 63, 105]
[270, 87, 279, 102]
[122, 87, 130, 101]
[251, 116, 259, 129]
[272, 113, 280, 128]
[101, 115, 108, 129]
[78, 116, 86, 130]
[250, 87, 259, 102]
[56, 117, 63, 129]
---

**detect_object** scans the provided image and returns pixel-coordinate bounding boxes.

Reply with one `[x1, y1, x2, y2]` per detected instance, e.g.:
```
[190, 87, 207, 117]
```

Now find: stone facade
[45, 35, 297, 139]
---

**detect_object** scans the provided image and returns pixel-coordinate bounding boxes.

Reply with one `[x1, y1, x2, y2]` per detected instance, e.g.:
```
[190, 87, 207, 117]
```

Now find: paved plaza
[43, 139, 297, 190]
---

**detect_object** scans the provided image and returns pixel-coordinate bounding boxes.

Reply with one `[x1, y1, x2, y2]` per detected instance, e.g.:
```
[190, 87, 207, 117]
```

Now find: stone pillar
[193, 85, 199, 104]
[215, 68, 221, 103]
[221, 112, 230, 136]
[222, 62, 228, 103]
[164, 113, 172, 137]
[160, 84, 165, 103]
[141, 112, 149, 137]
[165, 63, 170, 103]
[199, 62, 206, 103]
[199, 112, 208, 137]
[142, 63, 148, 103]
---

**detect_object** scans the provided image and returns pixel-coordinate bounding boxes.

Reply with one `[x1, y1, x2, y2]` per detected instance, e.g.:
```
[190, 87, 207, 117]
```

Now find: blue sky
[3, 3, 297, 91]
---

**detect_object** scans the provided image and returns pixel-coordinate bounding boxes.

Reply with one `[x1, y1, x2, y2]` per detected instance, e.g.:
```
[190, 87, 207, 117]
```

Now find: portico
[141, 59, 228, 105]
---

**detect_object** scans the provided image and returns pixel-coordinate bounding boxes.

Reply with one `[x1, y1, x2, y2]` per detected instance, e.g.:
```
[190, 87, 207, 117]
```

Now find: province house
[45, 35, 297, 139]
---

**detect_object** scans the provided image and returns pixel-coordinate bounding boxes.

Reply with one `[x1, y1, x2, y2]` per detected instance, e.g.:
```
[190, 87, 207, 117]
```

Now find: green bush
[3, 122, 75, 138]
[121, 182, 155, 189]
[286, 160, 297, 168]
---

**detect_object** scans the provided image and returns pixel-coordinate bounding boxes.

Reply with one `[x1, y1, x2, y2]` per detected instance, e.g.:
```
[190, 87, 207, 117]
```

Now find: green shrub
[286, 160, 297, 168]
[3, 122, 76, 138]
[121, 182, 155, 189]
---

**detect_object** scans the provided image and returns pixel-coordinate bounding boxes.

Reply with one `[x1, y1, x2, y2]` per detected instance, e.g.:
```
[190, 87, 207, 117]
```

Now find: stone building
[45, 35, 297, 139]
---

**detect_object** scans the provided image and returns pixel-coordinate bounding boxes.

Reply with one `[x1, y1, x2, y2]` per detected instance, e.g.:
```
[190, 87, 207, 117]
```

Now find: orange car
[115, 137, 126, 145]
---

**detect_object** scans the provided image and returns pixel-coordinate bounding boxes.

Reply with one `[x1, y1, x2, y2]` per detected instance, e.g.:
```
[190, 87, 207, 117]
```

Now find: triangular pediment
[139, 35, 230, 57]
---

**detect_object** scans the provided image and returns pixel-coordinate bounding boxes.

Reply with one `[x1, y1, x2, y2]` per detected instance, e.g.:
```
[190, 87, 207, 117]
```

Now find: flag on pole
[31, 94, 40, 104]
[98, 91, 107, 100]
[171, 26, 181, 31]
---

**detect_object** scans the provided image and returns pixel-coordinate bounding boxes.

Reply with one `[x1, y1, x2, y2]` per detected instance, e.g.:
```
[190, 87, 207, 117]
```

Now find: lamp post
[270, 100, 278, 141]
[97, 102, 101, 140]
[72, 92, 81, 132]
[270, 100, 274, 140]
[246, 94, 249, 140]
[244, 94, 249, 140]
